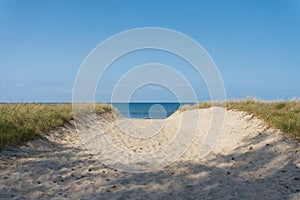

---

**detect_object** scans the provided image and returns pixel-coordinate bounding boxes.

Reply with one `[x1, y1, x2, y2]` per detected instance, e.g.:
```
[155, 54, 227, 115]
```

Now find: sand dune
[1, 108, 300, 199]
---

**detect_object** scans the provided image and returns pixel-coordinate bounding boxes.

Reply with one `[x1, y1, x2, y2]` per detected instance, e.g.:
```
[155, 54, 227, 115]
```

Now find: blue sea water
[111, 103, 193, 119]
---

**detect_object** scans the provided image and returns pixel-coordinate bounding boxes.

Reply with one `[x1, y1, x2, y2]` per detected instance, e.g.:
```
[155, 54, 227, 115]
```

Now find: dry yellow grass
[192, 99, 300, 140]
[1, 100, 299, 148]
[0, 103, 112, 148]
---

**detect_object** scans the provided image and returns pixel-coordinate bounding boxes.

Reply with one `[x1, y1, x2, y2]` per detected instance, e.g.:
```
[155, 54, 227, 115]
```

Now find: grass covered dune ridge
[0, 100, 299, 148]
[180, 99, 300, 140]
[0, 103, 112, 147]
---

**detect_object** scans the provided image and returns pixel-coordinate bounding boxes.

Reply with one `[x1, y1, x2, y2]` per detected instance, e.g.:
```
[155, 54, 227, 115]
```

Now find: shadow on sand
[0, 128, 300, 200]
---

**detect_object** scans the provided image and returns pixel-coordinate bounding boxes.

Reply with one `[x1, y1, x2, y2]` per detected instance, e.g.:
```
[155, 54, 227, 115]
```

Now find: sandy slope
[0, 108, 300, 199]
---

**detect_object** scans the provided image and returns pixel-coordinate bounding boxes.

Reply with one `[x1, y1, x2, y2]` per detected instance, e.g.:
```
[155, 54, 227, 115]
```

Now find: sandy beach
[1, 108, 300, 199]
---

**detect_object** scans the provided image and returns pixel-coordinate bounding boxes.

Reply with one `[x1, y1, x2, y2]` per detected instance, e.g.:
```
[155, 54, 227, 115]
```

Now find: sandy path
[0, 108, 300, 199]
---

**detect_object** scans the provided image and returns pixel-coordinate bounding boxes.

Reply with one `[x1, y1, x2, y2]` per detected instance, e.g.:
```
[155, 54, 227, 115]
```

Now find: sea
[111, 103, 193, 119]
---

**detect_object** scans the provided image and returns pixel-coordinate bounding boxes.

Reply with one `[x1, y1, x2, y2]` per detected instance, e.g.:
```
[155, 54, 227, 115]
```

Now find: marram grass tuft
[0, 103, 112, 148]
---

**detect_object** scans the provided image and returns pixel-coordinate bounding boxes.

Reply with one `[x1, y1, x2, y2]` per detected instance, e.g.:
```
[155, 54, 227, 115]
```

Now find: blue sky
[0, 0, 299, 102]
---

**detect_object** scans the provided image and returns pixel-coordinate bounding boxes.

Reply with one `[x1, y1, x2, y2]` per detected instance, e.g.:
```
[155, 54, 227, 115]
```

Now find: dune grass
[1, 100, 299, 148]
[0, 103, 112, 148]
[192, 99, 300, 141]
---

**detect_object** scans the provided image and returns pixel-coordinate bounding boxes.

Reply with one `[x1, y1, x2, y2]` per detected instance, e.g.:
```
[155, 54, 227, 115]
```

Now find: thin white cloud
[0, 80, 24, 87]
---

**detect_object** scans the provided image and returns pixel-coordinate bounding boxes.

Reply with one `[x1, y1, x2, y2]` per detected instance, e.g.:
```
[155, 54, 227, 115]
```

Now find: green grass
[1, 100, 299, 148]
[0, 103, 112, 148]
[191, 99, 300, 141]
